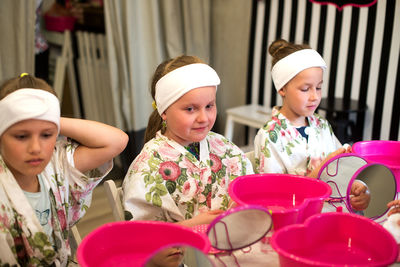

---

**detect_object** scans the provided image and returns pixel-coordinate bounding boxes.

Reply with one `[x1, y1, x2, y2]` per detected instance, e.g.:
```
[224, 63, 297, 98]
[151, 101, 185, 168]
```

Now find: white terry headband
[155, 63, 220, 115]
[0, 88, 60, 136]
[271, 49, 327, 91]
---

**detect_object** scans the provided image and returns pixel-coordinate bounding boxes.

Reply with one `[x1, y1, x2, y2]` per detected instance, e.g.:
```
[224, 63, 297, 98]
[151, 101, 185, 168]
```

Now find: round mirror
[318, 154, 367, 199]
[144, 245, 214, 267]
[206, 205, 272, 251]
[348, 163, 397, 219]
[318, 153, 397, 219]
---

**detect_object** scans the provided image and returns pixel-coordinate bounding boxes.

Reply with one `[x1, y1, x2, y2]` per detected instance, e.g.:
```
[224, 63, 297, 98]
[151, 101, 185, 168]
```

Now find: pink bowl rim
[77, 220, 211, 266]
[228, 173, 332, 214]
[353, 140, 400, 149]
[270, 212, 399, 266]
[353, 140, 400, 167]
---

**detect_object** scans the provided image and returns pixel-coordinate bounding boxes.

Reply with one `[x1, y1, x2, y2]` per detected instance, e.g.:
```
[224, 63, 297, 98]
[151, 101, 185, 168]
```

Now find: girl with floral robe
[254, 39, 369, 212]
[0, 137, 113, 266]
[0, 74, 128, 266]
[123, 55, 253, 226]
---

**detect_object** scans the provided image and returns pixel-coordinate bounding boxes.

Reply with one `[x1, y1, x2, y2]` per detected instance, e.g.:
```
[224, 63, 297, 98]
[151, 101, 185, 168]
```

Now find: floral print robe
[0, 137, 112, 266]
[123, 131, 253, 222]
[254, 106, 341, 176]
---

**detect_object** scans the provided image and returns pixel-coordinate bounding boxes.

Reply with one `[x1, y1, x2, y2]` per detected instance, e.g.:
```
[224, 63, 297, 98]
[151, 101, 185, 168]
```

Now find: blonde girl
[254, 39, 369, 211]
[0, 74, 128, 266]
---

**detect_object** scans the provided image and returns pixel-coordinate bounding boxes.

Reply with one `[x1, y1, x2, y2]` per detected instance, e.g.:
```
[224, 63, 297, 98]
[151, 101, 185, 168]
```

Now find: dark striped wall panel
[247, 0, 400, 141]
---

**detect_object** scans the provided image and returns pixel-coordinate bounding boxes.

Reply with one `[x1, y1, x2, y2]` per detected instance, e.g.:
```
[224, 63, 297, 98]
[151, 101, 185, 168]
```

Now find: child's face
[0, 119, 58, 181]
[146, 246, 186, 267]
[279, 67, 323, 126]
[162, 86, 217, 146]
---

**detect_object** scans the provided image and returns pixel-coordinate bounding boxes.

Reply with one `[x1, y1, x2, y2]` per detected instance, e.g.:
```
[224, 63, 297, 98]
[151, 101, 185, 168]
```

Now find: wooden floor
[75, 178, 123, 238]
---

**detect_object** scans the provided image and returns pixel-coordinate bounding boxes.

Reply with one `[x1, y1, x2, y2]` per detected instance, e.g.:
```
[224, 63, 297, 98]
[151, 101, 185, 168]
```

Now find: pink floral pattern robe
[123, 131, 253, 222]
[254, 106, 341, 176]
[0, 137, 112, 266]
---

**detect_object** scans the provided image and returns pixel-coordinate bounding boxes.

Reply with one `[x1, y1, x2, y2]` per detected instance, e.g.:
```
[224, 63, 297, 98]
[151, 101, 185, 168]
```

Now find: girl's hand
[228, 200, 238, 209]
[387, 200, 400, 217]
[349, 181, 370, 211]
[342, 143, 352, 153]
[178, 210, 225, 227]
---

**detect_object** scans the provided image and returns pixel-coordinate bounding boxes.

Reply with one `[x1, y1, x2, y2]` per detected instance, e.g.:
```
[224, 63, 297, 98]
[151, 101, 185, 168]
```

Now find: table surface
[318, 97, 367, 113]
[209, 232, 280, 267]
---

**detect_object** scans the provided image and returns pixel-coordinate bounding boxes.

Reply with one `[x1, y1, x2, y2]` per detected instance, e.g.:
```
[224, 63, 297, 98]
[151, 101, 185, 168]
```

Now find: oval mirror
[348, 163, 397, 219]
[318, 153, 367, 199]
[206, 205, 272, 251]
[144, 245, 214, 267]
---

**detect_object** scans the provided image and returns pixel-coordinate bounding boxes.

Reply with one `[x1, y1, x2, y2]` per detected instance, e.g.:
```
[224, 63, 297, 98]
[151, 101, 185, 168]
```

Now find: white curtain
[0, 0, 36, 82]
[104, 0, 212, 132]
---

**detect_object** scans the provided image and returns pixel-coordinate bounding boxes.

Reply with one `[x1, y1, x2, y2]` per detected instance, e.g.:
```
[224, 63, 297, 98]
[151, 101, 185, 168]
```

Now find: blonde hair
[144, 55, 205, 143]
[269, 39, 311, 68]
[0, 74, 56, 100]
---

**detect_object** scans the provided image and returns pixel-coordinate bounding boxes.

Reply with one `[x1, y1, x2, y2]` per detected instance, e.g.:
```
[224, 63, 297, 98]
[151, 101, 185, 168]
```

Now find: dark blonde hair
[144, 55, 205, 143]
[0, 74, 56, 100]
[269, 39, 311, 67]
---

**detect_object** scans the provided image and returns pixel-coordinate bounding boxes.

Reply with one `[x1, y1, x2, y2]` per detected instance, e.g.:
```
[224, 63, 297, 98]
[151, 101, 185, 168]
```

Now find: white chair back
[104, 180, 125, 221]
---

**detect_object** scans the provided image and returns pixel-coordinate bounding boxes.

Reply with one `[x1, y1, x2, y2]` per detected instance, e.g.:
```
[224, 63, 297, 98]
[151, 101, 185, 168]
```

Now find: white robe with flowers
[254, 106, 341, 176]
[0, 137, 112, 266]
[123, 131, 253, 222]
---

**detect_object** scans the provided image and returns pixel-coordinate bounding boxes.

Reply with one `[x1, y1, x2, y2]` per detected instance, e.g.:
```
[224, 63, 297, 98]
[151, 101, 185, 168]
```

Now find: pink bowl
[270, 212, 398, 267]
[44, 14, 76, 32]
[77, 221, 210, 267]
[353, 140, 400, 191]
[228, 174, 331, 230]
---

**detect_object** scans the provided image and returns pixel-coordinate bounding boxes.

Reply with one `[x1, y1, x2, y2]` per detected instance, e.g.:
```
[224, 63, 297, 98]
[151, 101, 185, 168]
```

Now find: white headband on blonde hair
[0, 89, 60, 136]
[271, 49, 327, 91]
[155, 63, 220, 115]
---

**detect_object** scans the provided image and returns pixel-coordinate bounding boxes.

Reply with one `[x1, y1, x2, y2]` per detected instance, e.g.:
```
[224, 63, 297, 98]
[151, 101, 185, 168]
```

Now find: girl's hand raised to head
[60, 117, 129, 173]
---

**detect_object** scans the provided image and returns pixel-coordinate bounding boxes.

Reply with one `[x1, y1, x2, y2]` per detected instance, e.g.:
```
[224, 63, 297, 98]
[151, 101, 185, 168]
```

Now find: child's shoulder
[308, 113, 331, 128]
[260, 115, 288, 134]
[207, 131, 231, 144]
[207, 131, 244, 152]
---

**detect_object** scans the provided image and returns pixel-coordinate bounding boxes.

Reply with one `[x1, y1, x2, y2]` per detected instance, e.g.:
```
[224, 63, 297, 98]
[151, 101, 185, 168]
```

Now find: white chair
[224, 104, 270, 145]
[70, 225, 82, 245]
[69, 225, 82, 260]
[104, 180, 125, 221]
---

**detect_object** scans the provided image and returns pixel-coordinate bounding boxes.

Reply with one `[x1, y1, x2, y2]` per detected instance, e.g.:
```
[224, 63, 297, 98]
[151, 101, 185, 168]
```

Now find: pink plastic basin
[271, 212, 398, 267]
[353, 140, 400, 192]
[44, 14, 76, 32]
[228, 174, 331, 230]
[77, 221, 210, 267]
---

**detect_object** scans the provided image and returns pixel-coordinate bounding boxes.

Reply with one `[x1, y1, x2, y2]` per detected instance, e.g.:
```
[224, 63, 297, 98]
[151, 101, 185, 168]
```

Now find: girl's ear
[278, 87, 286, 97]
[161, 112, 167, 121]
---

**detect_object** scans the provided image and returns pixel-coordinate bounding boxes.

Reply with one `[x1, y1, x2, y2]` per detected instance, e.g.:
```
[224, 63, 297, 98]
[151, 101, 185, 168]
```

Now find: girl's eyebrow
[10, 127, 57, 133]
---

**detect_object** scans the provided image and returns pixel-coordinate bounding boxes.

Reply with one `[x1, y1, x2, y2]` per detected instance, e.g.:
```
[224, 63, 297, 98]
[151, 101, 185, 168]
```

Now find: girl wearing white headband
[254, 40, 369, 212]
[0, 74, 128, 266]
[123, 55, 253, 227]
